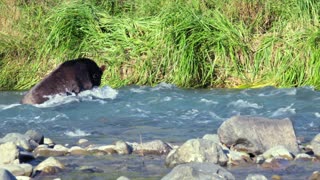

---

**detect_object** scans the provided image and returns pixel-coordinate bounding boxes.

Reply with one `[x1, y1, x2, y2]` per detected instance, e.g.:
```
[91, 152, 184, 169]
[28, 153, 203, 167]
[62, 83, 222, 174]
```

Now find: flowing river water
[0, 83, 319, 179]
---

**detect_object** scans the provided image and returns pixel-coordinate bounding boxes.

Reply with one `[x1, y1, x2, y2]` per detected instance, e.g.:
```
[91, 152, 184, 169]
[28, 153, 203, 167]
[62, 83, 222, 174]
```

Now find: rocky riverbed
[0, 115, 319, 180]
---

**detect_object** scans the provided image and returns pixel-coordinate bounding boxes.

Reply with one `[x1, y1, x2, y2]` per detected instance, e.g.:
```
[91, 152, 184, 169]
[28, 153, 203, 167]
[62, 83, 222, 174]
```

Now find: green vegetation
[1, 0, 320, 90]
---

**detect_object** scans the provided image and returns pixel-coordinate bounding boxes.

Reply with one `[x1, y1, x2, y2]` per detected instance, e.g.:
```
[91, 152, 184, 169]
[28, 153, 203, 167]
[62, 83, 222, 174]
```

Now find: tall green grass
[1, 0, 320, 90]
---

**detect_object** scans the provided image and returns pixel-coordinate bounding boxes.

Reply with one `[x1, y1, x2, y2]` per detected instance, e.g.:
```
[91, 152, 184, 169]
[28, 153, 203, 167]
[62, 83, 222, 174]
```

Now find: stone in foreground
[165, 139, 227, 167]
[161, 162, 235, 180]
[218, 116, 299, 154]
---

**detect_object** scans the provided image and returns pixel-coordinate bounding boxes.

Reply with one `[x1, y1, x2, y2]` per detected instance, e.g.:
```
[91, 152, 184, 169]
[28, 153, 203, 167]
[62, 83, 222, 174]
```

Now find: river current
[0, 83, 319, 179]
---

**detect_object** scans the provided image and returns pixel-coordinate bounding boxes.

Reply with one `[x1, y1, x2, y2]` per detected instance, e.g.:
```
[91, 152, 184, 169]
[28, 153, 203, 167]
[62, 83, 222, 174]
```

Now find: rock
[311, 133, 320, 157]
[245, 174, 268, 180]
[131, 140, 171, 155]
[43, 138, 54, 146]
[309, 171, 320, 180]
[24, 130, 44, 145]
[33, 146, 67, 157]
[0, 168, 17, 180]
[35, 157, 64, 172]
[295, 153, 314, 161]
[271, 175, 282, 180]
[114, 141, 132, 155]
[218, 116, 299, 154]
[0, 133, 38, 151]
[261, 158, 290, 170]
[78, 139, 89, 145]
[53, 144, 69, 152]
[262, 146, 293, 160]
[202, 134, 220, 144]
[0, 142, 19, 164]
[79, 166, 103, 173]
[19, 151, 35, 163]
[0, 164, 33, 176]
[227, 150, 252, 166]
[97, 145, 117, 154]
[165, 139, 228, 167]
[16, 176, 31, 180]
[117, 176, 130, 180]
[68, 146, 88, 155]
[161, 162, 235, 180]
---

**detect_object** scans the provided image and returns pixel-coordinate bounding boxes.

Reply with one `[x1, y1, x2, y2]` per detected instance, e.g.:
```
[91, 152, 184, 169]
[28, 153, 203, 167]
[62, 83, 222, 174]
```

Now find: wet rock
[0, 168, 17, 180]
[131, 140, 171, 155]
[295, 153, 314, 161]
[261, 158, 290, 170]
[96, 145, 117, 154]
[202, 134, 220, 144]
[33, 146, 67, 157]
[19, 151, 35, 163]
[227, 150, 252, 166]
[0, 164, 33, 176]
[309, 171, 320, 180]
[311, 133, 320, 157]
[78, 139, 89, 145]
[24, 130, 44, 145]
[35, 157, 64, 172]
[0, 133, 38, 151]
[68, 146, 88, 155]
[79, 166, 103, 173]
[245, 174, 268, 180]
[271, 175, 282, 180]
[117, 176, 130, 180]
[218, 116, 299, 154]
[165, 139, 228, 167]
[161, 162, 235, 180]
[0, 142, 20, 164]
[262, 146, 293, 160]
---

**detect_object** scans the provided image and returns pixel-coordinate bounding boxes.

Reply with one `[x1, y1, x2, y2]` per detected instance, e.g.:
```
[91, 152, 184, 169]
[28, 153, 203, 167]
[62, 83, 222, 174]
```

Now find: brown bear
[21, 58, 106, 104]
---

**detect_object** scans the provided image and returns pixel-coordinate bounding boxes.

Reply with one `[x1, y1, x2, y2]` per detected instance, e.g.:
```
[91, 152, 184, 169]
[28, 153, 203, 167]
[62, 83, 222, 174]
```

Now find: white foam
[200, 98, 218, 105]
[130, 87, 147, 93]
[0, 104, 21, 111]
[79, 86, 118, 100]
[315, 112, 320, 118]
[64, 129, 91, 137]
[34, 86, 118, 108]
[271, 103, 296, 117]
[227, 99, 262, 109]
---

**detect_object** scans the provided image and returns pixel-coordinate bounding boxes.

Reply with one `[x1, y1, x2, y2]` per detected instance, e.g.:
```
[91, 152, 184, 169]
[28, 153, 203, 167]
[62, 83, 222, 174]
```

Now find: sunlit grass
[1, 0, 320, 90]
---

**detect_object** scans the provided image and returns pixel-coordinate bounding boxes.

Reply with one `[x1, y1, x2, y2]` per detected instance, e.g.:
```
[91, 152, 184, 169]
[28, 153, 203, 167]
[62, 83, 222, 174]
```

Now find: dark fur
[21, 58, 106, 104]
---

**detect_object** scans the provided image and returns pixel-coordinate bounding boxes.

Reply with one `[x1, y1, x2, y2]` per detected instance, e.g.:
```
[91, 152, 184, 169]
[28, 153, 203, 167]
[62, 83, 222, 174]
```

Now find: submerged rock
[165, 139, 227, 167]
[161, 162, 235, 180]
[33, 146, 67, 157]
[311, 133, 320, 158]
[218, 116, 299, 154]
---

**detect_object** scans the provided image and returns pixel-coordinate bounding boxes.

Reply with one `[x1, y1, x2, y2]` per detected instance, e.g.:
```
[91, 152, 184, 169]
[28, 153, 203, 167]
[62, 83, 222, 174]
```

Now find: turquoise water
[0, 84, 320, 179]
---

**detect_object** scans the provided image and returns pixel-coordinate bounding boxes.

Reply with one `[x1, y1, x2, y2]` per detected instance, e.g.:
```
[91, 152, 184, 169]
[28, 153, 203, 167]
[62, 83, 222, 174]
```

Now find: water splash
[64, 129, 91, 137]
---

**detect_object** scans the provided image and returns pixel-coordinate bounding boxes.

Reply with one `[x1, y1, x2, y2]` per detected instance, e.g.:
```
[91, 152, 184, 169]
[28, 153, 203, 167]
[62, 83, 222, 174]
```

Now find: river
[0, 83, 319, 179]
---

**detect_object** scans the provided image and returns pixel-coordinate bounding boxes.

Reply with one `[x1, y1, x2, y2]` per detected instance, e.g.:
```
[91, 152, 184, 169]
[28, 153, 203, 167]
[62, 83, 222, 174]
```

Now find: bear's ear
[100, 65, 106, 72]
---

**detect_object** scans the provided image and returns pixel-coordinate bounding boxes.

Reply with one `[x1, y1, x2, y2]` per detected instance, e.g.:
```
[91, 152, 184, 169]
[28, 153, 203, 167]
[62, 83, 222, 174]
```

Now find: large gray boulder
[217, 116, 299, 154]
[311, 133, 320, 157]
[161, 162, 235, 180]
[130, 140, 172, 155]
[165, 139, 228, 168]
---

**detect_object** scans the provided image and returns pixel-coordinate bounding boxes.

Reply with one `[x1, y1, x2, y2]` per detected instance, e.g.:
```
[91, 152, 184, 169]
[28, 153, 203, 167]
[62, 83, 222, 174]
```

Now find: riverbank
[0, 116, 319, 179]
[1, 0, 320, 90]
